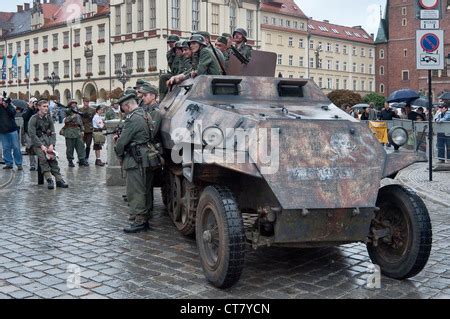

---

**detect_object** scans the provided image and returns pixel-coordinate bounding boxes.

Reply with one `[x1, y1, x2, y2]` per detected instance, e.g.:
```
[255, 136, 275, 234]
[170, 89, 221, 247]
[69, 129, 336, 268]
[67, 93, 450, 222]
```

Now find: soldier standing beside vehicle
[28, 98, 68, 190]
[114, 92, 155, 233]
[80, 97, 95, 163]
[64, 100, 87, 167]
[138, 84, 162, 143]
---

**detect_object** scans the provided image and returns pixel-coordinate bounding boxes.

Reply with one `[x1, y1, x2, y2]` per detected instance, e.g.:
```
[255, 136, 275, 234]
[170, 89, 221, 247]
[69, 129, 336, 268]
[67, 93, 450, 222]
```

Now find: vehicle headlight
[202, 126, 224, 147]
[388, 127, 408, 149]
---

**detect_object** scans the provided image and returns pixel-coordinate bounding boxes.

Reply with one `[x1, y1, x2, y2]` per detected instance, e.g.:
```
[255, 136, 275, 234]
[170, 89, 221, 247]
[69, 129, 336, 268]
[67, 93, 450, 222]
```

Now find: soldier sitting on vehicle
[159, 35, 182, 101]
[232, 28, 253, 62]
[215, 36, 230, 70]
[28, 98, 69, 190]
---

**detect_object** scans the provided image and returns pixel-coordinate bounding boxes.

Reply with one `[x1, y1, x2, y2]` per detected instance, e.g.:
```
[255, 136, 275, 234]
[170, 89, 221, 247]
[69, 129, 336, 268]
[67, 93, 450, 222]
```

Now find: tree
[363, 92, 385, 110]
[108, 87, 123, 100]
[327, 90, 362, 108]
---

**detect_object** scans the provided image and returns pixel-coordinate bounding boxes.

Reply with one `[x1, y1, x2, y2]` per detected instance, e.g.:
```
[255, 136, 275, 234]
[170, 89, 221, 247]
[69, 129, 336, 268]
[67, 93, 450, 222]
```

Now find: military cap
[188, 34, 207, 47]
[37, 97, 49, 105]
[135, 79, 146, 87]
[67, 99, 78, 107]
[233, 28, 248, 41]
[124, 87, 137, 96]
[118, 92, 137, 106]
[139, 83, 159, 95]
[216, 36, 228, 46]
[167, 35, 180, 43]
[197, 31, 211, 39]
[222, 33, 232, 38]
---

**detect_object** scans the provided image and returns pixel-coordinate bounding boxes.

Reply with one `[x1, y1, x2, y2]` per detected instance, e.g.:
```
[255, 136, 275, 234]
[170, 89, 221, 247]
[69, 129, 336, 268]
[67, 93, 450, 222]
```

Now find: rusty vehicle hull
[158, 75, 432, 288]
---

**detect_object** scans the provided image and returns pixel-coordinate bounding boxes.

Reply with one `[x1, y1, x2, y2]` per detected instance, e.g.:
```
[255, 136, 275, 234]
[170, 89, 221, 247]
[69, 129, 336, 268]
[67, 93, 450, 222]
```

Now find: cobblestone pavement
[0, 125, 449, 299]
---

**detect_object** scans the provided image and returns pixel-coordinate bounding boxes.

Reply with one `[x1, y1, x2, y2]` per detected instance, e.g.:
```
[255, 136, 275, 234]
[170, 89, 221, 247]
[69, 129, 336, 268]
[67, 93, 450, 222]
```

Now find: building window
[86, 57, 92, 74]
[369, 64, 373, 74]
[74, 30, 80, 44]
[64, 60, 69, 76]
[263, 16, 269, 24]
[299, 57, 304, 67]
[86, 27, 92, 43]
[148, 49, 157, 69]
[404, 49, 408, 57]
[126, 0, 133, 33]
[294, 21, 298, 29]
[125, 52, 133, 70]
[402, 70, 409, 81]
[380, 66, 385, 75]
[99, 56, 106, 73]
[380, 84, 385, 93]
[114, 54, 122, 72]
[353, 80, 357, 91]
[63, 32, 69, 46]
[279, 18, 284, 27]
[309, 58, 314, 68]
[8, 43, 13, 55]
[53, 62, 59, 76]
[278, 35, 283, 45]
[318, 77, 323, 88]
[43, 36, 48, 49]
[288, 37, 293, 47]
[34, 64, 39, 79]
[289, 55, 293, 66]
[344, 79, 348, 89]
[98, 24, 105, 40]
[361, 48, 365, 57]
[336, 79, 340, 90]
[335, 60, 340, 71]
[271, 17, 276, 25]
[74, 59, 80, 75]
[277, 54, 282, 65]
[369, 48, 374, 58]
[327, 78, 332, 89]
[171, 0, 180, 29]
[16, 42, 21, 54]
[361, 80, 365, 91]
[352, 46, 357, 56]
[369, 81, 373, 91]
[380, 49, 385, 59]
[33, 38, 38, 51]
[17, 67, 21, 80]
[360, 64, 365, 73]
[246, 10, 253, 38]
[402, 18, 407, 27]
[309, 40, 314, 49]
[137, 0, 144, 31]
[335, 44, 340, 53]
[286, 20, 291, 28]
[230, 0, 237, 33]
[43, 63, 49, 78]
[402, 7, 407, 16]
[149, 0, 156, 29]
[327, 43, 331, 52]
[352, 63, 357, 72]
[137, 51, 145, 70]
[192, 0, 200, 32]
[115, 6, 121, 35]
[299, 39, 304, 48]
[327, 60, 332, 70]
[266, 33, 271, 44]
[24, 40, 30, 53]
[343, 62, 347, 71]
[212, 4, 219, 35]
[343, 45, 348, 55]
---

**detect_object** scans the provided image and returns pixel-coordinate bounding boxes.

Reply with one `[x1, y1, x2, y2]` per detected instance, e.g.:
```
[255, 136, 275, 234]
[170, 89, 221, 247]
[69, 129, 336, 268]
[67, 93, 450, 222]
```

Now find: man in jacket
[0, 94, 23, 170]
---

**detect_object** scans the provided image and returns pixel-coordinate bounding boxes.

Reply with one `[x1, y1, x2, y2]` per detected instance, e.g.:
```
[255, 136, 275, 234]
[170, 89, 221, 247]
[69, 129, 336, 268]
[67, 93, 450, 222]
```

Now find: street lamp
[115, 65, 132, 90]
[46, 71, 60, 96]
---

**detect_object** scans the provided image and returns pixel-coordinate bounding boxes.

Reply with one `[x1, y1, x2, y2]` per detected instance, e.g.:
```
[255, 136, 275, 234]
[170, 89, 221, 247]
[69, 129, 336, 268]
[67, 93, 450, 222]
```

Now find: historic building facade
[375, 0, 450, 99]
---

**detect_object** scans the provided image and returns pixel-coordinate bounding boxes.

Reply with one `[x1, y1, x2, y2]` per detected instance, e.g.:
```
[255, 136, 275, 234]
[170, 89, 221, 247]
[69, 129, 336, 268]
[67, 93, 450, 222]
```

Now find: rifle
[58, 103, 83, 116]
[104, 126, 123, 137]
[230, 45, 250, 65]
[210, 43, 227, 75]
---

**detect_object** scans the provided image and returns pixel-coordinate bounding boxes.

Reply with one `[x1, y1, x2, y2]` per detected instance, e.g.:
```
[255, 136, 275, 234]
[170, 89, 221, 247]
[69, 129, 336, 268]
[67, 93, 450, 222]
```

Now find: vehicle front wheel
[195, 185, 246, 289]
[367, 185, 432, 279]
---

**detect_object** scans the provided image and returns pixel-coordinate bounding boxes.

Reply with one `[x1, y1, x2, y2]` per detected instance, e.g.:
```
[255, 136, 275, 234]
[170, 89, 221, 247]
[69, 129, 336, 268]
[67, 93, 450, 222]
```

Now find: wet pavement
[0, 124, 449, 299]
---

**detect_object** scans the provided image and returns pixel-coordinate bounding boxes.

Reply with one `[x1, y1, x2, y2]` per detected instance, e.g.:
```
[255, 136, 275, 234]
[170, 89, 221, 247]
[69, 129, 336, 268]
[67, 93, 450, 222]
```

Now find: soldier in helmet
[64, 100, 87, 167]
[233, 28, 253, 62]
[197, 31, 226, 72]
[168, 40, 193, 85]
[114, 92, 155, 233]
[167, 34, 222, 86]
[159, 35, 182, 101]
[28, 98, 69, 190]
[166, 34, 181, 73]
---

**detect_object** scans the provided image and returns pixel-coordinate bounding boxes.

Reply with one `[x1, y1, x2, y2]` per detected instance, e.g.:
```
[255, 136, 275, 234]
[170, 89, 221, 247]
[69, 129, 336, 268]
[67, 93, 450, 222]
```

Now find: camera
[2, 91, 11, 105]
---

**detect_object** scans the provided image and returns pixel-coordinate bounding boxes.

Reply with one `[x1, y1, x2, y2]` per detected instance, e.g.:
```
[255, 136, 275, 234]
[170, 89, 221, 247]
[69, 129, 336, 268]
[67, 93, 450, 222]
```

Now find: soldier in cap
[80, 97, 96, 163]
[215, 36, 230, 70]
[222, 33, 233, 48]
[114, 92, 155, 233]
[28, 98, 69, 190]
[233, 28, 253, 62]
[105, 99, 122, 121]
[64, 100, 87, 167]
[159, 35, 182, 101]
[138, 84, 162, 142]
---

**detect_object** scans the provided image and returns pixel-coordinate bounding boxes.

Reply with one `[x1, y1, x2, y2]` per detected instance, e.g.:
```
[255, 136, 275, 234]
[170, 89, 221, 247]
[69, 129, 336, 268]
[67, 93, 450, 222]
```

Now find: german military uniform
[28, 112, 68, 189]
[115, 94, 155, 233]
[81, 106, 96, 161]
[189, 35, 222, 76]
[233, 28, 253, 62]
[160, 35, 181, 101]
[64, 106, 86, 167]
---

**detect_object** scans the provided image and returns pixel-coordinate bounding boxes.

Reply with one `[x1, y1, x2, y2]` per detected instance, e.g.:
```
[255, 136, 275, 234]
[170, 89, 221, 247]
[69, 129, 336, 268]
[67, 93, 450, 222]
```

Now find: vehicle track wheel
[173, 179, 198, 237]
[367, 185, 432, 279]
[169, 174, 182, 222]
[196, 186, 245, 289]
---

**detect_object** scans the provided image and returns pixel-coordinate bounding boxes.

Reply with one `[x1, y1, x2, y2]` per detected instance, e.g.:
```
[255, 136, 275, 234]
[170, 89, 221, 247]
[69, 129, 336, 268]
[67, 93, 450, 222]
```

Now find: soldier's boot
[123, 221, 149, 234]
[95, 159, 105, 167]
[47, 178, 55, 190]
[68, 160, 75, 167]
[79, 159, 89, 167]
[56, 179, 69, 188]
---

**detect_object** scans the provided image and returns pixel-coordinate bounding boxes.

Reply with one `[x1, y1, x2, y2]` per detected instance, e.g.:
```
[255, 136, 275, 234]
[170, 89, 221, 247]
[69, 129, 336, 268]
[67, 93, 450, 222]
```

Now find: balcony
[84, 45, 93, 58]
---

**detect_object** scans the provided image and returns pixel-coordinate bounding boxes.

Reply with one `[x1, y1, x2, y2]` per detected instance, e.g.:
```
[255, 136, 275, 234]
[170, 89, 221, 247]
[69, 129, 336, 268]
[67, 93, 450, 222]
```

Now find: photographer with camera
[0, 92, 23, 170]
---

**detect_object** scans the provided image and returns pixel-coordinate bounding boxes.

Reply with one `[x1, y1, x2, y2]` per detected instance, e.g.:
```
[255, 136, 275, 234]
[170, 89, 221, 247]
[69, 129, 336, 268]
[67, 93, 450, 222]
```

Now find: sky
[2, 0, 387, 35]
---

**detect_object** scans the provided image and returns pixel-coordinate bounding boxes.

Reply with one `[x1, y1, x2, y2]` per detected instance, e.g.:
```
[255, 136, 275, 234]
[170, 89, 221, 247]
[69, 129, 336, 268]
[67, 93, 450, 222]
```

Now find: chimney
[17, 5, 24, 12]
[24, 3, 30, 10]
[323, 20, 329, 23]
[370, 33, 374, 40]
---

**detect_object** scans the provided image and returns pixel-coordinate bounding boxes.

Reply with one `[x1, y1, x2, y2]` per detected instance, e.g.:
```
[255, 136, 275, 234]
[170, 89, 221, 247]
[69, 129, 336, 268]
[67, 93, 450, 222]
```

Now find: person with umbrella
[378, 102, 399, 120]
[436, 101, 450, 163]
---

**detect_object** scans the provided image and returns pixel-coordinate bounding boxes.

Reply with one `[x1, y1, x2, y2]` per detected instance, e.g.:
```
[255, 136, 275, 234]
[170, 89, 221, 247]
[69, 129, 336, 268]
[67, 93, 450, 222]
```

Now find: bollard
[105, 119, 126, 186]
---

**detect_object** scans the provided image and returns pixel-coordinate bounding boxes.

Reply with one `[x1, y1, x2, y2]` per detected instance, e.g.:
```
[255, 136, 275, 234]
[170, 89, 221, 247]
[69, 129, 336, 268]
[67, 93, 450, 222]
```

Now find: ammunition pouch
[147, 142, 163, 171]
[127, 142, 143, 165]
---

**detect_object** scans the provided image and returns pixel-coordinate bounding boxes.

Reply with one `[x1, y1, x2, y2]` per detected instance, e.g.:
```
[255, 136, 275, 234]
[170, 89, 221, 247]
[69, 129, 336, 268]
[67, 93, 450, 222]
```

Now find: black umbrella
[439, 92, 450, 100]
[411, 98, 430, 108]
[11, 99, 28, 112]
[387, 89, 420, 103]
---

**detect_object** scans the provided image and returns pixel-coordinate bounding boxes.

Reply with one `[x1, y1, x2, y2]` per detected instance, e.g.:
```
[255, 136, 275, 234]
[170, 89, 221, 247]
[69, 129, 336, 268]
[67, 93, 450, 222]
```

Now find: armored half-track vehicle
[158, 75, 432, 289]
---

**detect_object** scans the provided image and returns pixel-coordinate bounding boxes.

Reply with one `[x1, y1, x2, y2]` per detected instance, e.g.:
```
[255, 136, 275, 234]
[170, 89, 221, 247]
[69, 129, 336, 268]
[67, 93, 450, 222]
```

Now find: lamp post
[46, 71, 60, 97]
[115, 65, 131, 90]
